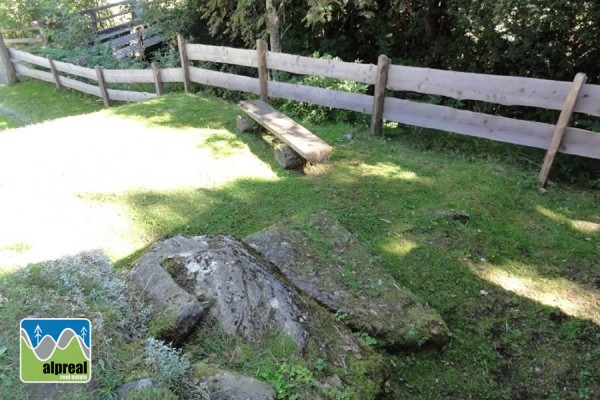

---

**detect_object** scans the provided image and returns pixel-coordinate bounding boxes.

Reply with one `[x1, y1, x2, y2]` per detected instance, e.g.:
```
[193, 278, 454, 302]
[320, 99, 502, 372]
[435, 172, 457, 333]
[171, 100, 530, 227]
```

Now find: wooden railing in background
[0, 33, 599, 185]
[79, 0, 134, 35]
[1, 23, 46, 46]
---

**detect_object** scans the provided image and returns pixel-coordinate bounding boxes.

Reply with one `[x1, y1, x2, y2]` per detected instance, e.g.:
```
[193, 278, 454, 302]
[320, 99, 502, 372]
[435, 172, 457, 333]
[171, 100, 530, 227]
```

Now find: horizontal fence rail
[7, 48, 157, 105]
[1, 33, 599, 185]
[1, 25, 46, 45]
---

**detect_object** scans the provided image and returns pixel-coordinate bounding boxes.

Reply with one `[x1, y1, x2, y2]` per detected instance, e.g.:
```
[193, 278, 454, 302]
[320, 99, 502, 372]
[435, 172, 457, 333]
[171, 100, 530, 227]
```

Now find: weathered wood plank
[539, 73, 588, 186]
[95, 65, 110, 107]
[160, 68, 184, 83]
[95, 24, 131, 42]
[106, 88, 156, 102]
[2, 27, 43, 33]
[8, 48, 50, 68]
[59, 76, 102, 97]
[51, 59, 97, 80]
[110, 32, 141, 49]
[257, 39, 269, 102]
[0, 32, 17, 85]
[382, 97, 600, 159]
[387, 65, 570, 110]
[178, 34, 190, 92]
[188, 66, 260, 95]
[4, 38, 44, 44]
[267, 51, 376, 84]
[94, 10, 132, 25]
[46, 55, 62, 89]
[239, 100, 333, 163]
[79, 0, 130, 15]
[13, 63, 53, 84]
[370, 55, 390, 136]
[186, 43, 257, 67]
[152, 62, 164, 95]
[576, 84, 600, 117]
[268, 80, 372, 114]
[102, 68, 154, 83]
[387, 65, 600, 117]
[14, 64, 102, 98]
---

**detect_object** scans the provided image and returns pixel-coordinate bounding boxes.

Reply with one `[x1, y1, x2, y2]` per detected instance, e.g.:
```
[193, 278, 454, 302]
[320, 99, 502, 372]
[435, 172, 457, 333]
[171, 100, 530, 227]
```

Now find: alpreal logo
[20, 318, 91, 383]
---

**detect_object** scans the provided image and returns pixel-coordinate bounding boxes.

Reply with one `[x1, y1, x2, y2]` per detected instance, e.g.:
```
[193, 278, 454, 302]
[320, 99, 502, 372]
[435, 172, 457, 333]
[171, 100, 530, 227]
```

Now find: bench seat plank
[239, 100, 333, 163]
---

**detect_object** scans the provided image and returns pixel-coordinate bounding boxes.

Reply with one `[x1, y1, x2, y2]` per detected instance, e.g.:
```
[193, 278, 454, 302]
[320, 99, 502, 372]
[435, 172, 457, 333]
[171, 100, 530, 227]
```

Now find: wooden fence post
[152, 62, 164, 96]
[95, 65, 110, 107]
[47, 55, 62, 90]
[90, 10, 98, 33]
[257, 39, 269, 103]
[539, 72, 587, 187]
[177, 34, 191, 93]
[370, 55, 391, 136]
[0, 31, 18, 86]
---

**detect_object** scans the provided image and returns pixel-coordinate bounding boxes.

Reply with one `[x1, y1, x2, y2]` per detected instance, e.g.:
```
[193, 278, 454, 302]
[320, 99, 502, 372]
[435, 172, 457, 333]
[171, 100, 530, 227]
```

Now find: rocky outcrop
[130, 236, 207, 344]
[132, 234, 385, 398]
[157, 235, 310, 349]
[245, 211, 450, 348]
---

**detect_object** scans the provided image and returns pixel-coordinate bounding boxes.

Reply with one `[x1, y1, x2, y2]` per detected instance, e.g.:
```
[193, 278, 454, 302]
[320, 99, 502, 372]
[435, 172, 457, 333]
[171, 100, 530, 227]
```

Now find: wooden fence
[1, 23, 46, 46]
[1, 33, 599, 185]
[79, 0, 135, 36]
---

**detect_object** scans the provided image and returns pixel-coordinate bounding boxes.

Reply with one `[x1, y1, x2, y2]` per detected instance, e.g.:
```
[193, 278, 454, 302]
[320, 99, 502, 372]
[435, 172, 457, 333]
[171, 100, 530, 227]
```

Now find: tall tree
[265, 0, 281, 53]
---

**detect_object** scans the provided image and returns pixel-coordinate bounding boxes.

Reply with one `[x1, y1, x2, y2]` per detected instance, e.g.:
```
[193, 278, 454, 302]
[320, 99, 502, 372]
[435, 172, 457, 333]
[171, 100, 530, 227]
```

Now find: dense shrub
[267, 53, 368, 125]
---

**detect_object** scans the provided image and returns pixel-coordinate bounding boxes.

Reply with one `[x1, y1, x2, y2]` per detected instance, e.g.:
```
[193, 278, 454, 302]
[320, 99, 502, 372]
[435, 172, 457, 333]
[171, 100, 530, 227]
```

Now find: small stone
[274, 145, 304, 169]
[236, 115, 258, 133]
[193, 364, 276, 400]
[480, 290, 489, 296]
[116, 378, 155, 399]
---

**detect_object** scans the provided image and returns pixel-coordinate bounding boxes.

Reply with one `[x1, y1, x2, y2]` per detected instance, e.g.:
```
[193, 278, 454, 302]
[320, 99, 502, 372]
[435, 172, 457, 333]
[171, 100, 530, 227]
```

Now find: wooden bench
[238, 100, 333, 165]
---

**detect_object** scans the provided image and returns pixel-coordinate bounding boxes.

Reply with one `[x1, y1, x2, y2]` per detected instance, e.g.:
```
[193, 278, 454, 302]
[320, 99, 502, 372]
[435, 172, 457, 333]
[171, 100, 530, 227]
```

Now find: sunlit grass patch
[477, 262, 600, 324]
[0, 116, 20, 131]
[0, 79, 102, 125]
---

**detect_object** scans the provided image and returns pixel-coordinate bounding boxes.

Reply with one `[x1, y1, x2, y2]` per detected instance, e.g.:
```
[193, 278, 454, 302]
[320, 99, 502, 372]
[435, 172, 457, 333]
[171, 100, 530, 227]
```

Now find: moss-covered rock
[130, 237, 207, 345]
[191, 362, 276, 400]
[245, 211, 450, 349]
[136, 234, 388, 399]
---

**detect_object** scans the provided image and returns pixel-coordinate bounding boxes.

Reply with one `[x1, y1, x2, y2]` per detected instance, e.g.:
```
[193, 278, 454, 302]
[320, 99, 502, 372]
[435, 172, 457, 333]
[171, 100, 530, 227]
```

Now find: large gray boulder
[130, 236, 207, 344]
[245, 211, 450, 349]
[158, 235, 310, 349]
[134, 234, 386, 398]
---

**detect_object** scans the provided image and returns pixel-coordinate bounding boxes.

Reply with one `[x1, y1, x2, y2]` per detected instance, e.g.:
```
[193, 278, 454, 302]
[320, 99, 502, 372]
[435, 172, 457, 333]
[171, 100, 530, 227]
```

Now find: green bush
[273, 53, 369, 125]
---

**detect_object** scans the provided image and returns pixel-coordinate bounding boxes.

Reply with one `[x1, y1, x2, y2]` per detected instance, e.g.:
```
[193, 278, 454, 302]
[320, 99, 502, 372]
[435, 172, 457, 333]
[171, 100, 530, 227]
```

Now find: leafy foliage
[272, 53, 369, 125]
[0, 0, 98, 30]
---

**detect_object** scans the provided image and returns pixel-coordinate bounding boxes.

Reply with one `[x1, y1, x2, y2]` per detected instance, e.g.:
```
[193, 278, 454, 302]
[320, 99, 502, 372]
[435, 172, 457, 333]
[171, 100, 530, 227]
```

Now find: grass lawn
[0, 80, 598, 399]
[0, 79, 103, 130]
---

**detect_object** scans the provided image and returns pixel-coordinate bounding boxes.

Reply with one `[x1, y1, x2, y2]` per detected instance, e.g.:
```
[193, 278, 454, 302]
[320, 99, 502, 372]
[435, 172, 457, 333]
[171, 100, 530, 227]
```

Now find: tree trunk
[265, 0, 281, 80]
[265, 0, 281, 53]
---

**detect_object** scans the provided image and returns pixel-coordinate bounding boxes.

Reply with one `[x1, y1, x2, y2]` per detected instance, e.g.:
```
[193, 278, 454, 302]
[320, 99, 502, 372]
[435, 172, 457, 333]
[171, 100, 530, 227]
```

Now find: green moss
[148, 307, 179, 340]
[191, 362, 223, 379]
[161, 256, 197, 295]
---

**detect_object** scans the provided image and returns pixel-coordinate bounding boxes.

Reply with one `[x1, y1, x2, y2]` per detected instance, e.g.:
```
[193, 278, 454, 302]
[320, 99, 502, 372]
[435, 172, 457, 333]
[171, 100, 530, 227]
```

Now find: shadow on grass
[112, 161, 599, 398]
